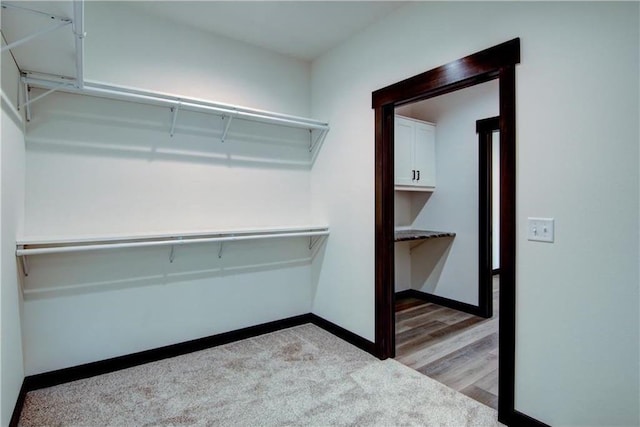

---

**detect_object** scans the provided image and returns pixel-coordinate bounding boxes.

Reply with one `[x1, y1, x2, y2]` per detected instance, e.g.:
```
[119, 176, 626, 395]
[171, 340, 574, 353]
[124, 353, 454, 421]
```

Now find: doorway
[372, 39, 519, 424]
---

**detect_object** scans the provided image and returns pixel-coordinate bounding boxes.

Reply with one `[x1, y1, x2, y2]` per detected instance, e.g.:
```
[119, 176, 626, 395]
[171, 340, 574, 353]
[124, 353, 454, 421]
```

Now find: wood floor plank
[425, 351, 497, 392]
[395, 320, 449, 345]
[397, 306, 470, 332]
[460, 384, 498, 409]
[418, 333, 498, 392]
[395, 297, 427, 312]
[420, 333, 498, 379]
[395, 303, 442, 323]
[396, 317, 495, 362]
[394, 278, 500, 410]
[474, 368, 499, 395]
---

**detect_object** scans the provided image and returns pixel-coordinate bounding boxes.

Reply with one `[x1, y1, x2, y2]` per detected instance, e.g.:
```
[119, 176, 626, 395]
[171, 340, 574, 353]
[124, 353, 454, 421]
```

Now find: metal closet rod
[22, 75, 330, 131]
[16, 227, 330, 256]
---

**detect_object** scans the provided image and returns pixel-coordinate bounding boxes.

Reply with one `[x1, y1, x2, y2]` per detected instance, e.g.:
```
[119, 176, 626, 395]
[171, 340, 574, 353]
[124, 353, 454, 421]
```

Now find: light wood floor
[394, 276, 499, 409]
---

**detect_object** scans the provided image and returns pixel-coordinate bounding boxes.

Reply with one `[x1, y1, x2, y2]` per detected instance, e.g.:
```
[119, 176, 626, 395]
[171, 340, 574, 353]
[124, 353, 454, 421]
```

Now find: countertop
[394, 229, 456, 242]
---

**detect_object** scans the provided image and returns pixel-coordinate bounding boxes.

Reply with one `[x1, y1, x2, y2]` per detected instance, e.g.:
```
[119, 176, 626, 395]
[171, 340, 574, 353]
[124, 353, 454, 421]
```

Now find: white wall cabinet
[394, 115, 436, 191]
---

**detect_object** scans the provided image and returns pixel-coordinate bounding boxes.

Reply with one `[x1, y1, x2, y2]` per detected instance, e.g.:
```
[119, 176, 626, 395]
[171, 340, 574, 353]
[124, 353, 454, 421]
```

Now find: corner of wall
[1, 43, 27, 427]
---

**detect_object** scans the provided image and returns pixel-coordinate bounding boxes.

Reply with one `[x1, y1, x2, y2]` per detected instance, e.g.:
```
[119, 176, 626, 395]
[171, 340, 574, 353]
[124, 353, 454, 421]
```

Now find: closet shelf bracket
[221, 115, 234, 143]
[309, 234, 326, 251]
[218, 241, 225, 259]
[169, 244, 176, 263]
[169, 102, 181, 137]
[18, 246, 29, 276]
[22, 79, 32, 122]
[18, 81, 66, 110]
[309, 128, 328, 153]
[0, 18, 72, 53]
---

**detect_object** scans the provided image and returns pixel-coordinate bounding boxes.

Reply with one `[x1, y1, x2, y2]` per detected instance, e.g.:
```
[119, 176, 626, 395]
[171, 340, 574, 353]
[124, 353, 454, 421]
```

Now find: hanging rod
[16, 226, 330, 257]
[21, 75, 330, 132]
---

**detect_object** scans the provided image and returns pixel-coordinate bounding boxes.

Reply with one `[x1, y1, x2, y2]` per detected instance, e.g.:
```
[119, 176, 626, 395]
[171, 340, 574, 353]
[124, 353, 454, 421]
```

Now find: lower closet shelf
[16, 225, 330, 277]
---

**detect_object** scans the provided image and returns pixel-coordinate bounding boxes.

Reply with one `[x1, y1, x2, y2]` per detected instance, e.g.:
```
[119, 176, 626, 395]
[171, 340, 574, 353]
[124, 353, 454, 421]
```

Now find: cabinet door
[394, 117, 415, 186]
[413, 122, 436, 188]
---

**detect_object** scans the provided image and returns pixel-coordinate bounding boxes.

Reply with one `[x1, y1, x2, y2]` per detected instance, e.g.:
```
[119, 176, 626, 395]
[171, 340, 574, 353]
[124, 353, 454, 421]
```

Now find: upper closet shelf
[20, 74, 330, 155]
[16, 225, 330, 276]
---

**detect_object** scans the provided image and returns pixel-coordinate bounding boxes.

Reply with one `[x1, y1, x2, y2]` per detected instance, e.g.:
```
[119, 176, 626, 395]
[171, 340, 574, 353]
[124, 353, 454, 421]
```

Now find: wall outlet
[527, 217, 554, 243]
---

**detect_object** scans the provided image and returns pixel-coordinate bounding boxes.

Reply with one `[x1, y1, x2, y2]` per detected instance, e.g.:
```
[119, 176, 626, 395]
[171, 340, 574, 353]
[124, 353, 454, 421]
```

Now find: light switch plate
[527, 218, 554, 243]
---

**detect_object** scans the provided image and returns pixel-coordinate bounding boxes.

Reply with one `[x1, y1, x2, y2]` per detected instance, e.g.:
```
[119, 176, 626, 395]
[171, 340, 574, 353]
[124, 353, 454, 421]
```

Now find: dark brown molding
[372, 38, 520, 108]
[511, 410, 552, 427]
[396, 289, 484, 317]
[372, 38, 523, 425]
[374, 103, 397, 359]
[477, 115, 500, 319]
[21, 314, 313, 392]
[10, 312, 375, 425]
[309, 314, 376, 355]
[9, 381, 28, 427]
[476, 116, 500, 134]
[497, 64, 518, 425]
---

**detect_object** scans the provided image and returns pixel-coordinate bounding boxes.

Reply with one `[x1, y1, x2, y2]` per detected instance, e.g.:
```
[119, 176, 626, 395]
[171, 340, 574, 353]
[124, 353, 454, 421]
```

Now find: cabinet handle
[417, 170, 420, 181]
[412, 170, 416, 180]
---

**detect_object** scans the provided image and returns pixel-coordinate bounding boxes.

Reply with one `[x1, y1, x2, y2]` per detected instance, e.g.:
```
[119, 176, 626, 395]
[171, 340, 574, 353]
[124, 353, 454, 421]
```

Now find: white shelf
[394, 185, 435, 193]
[16, 225, 330, 275]
[21, 74, 329, 155]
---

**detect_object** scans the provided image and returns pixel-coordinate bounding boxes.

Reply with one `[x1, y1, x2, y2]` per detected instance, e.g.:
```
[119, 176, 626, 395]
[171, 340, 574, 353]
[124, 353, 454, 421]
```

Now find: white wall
[394, 192, 412, 292]
[310, 2, 639, 426]
[86, 2, 310, 116]
[1, 39, 26, 426]
[21, 3, 319, 374]
[395, 81, 498, 305]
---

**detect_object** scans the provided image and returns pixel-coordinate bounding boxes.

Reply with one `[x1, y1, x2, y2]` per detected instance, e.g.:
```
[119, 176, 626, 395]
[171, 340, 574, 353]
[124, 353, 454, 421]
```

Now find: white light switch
[527, 218, 554, 243]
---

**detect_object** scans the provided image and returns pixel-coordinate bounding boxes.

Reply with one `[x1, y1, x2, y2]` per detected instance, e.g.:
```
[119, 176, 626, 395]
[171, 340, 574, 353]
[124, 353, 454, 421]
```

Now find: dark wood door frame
[372, 38, 521, 425]
[477, 116, 500, 319]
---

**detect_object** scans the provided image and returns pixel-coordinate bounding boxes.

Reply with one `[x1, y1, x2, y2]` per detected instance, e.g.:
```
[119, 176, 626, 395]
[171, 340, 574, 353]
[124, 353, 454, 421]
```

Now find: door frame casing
[372, 38, 520, 424]
[477, 116, 501, 319]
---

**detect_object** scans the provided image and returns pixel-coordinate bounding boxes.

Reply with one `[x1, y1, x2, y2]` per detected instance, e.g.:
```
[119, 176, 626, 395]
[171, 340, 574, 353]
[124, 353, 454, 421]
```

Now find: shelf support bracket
[221, 115, 233, 143]
[169, 102, 181, 137]
[18, 82, 66, 110]
[309, 128, 327, 153]
[218, 241, 225, 259]
[19, 250, 29, 277]
[169, 245, 175, 263]
[309, 235, 321, 250]
[0, 19, 72, 53]
[23, 81, 32, 122]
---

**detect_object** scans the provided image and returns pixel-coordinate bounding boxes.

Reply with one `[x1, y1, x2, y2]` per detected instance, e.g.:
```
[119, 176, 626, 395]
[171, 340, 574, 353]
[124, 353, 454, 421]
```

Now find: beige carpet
[19, 324, 502, 426]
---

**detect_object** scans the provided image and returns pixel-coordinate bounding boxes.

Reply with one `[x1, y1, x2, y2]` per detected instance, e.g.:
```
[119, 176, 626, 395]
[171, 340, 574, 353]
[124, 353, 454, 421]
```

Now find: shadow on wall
[410, 192, 431, 223]
[410, 235, 454, 293]
[26, 90, 321, 169]
[22, 237, 327, 300]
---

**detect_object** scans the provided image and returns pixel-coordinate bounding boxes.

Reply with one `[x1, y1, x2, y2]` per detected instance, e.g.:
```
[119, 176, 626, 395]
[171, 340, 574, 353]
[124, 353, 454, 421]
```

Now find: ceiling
[1, 1, 407, 80]
[124, 1, 406, 62]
